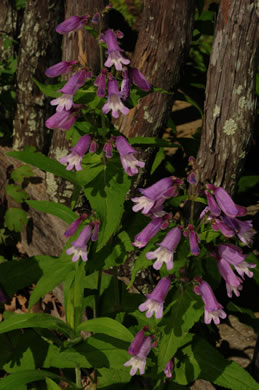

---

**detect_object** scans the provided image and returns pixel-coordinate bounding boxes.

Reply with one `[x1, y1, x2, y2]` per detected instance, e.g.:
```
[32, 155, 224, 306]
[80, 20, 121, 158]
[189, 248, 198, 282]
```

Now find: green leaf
[158, 286, 203, 372]
[199, 229, 220, 243]
[4, 207, 27, 232]
[178, 91, 203, 117]
[238, 175, 259, 193]
[129, 137, 178, 148]
[0, 369, 76, 390]
[85, 25, 99, 39]
[15, 0, 27, 10]
[46, 378, 61, 390]
[28, 254, 74, 310]
[26, 200, 77, 224]
[10, 165, 34, 184]
[5, 184, 29, 203]
[81, 155, 131, 251]
[128, 230, 166, 288]
[76, 317, 133, 342]
[1, 328, 52, 373]
[176, 337, 259, 389]
[89, 230, 133, 272]
[0, 313, 74, 338]
[76, 334, 129, 369]
[97, 367, 131, 388]
[0, 258, 42, 297]
[7, 151, 78, 185]
[151, 148, 166, 174]
[33, 77, 63, 98]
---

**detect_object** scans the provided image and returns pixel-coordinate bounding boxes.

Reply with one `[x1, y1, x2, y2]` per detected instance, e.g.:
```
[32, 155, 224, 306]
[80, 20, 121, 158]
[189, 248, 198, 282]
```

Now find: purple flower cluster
[212, 243, 256, 298]
[124, 328, 153, 375]
[131, 177, 182, 251]
[64, 218, 100, 263]
[130, 179, 256, 340]
[95, 28, 151, 118]
[194, 280, 227, 325]
[203, 185, 254, 246]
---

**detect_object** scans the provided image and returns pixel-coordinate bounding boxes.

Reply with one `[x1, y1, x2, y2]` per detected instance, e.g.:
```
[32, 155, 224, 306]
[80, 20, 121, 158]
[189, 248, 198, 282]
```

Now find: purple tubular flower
[64, 217, 82, 237]
[132, 177, 174, 215]
[66, 225, 92, 262]
[45, 60, 78, 78]
[218, 244, 256, 278]
[59, 69, 89, 95]
[218, 244, 247, 265]
[189, 230, 200, 256]
[218, 259, 243, 298]
[205, 190, 221, 217]
[89, 140, 98, 154]
[59, 134, 91, 171]
[103, 29, 130, 71]
[133, 218, 163, 248]
[213, 187, 239, 217]
[121, 69, 131, 101]
[56, 15, 89, 34]
[103, 142, 113, 159]
[45, 110, 77, 130]
[124, 335, 153, 376]
[128, 67, 151, 91]
[91, 12, 100, 24]
[187, 172, 196, 185]
[212, 218, 236, 238]
[115, 135, 145, 176]
[102, 79, 129, 118]
[128, 329, 146, 356]
[146, 227, 181, 270]
[50, 70, 89, 112]
[138, 277, 171, 319]
[223, 216, 254, 246]
[50, 94, 73, 112]
[94, 72, 106, 97]
[164, 360, 173, 378]
[91, 221, 100, 242]
[194, 281, 227, 325]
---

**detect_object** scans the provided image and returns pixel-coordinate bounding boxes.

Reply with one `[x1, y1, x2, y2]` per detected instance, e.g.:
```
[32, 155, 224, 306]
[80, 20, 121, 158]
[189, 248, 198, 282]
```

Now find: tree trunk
[192, 0, 259, 195]
[12, 0, 64, 151]
[116, 0, 196, 138]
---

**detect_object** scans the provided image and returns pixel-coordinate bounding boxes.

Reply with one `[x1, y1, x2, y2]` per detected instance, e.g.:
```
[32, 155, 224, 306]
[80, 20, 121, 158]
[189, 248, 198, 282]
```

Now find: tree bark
[0, 0, 19, 61]
[116, 0, 196, 138]
[12, 0, 64, 151]
[192, 0, 259, 195]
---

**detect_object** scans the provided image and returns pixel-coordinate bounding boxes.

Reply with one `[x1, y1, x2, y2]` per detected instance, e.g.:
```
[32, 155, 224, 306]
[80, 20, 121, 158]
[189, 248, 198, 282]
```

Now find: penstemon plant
[1, 5, 259, 390]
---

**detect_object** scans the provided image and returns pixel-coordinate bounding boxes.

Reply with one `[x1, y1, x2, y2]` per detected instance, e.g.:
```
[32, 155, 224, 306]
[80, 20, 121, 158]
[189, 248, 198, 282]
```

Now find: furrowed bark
[192, 0, 259, 195]
[116, 0, 196, 138]
[12, 0, 64, 151]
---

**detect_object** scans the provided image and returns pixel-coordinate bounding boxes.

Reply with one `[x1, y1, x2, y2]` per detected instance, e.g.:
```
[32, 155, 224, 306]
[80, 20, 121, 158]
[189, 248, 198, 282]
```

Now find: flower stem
[75, 366, 81, 388]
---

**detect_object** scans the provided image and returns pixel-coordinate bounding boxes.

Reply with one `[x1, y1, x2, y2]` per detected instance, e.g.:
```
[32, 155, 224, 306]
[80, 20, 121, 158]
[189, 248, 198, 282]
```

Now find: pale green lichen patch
[46, 173, 59, 202]
[143, 106, 154, 123]
[223, 119, 237, 135]
[239, 96, 247, 109]
[239, 151, 246, 159]
[234, 85, 243, 95]
[213, 105, 220, 118]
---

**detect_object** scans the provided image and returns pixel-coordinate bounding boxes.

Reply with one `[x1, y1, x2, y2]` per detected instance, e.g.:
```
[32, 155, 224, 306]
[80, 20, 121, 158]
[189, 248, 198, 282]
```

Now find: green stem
[113, 267, 120, 312]
[98, 17, 106, 136]
[94, 270, 103, 318]
[75, 366, 81, 388]
[190, 194, 195, 225]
